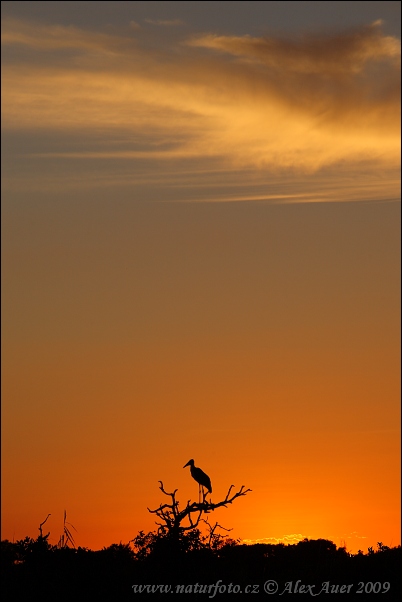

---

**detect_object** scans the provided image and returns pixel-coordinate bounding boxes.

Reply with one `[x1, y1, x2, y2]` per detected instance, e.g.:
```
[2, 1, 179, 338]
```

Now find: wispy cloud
[1, 17, 136, 54]
[189, 21, 400, 74]
[242, 531, 369, 549]
[1, 18, 400, 202]
[144, 18, 184, 27]
[129, 21, 141, 31]
[336, 531, 368, 542]
[243, 534, 310, 545]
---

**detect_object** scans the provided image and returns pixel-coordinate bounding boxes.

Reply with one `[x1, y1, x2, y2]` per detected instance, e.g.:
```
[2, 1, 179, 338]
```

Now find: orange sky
[1, 2, 400, 552]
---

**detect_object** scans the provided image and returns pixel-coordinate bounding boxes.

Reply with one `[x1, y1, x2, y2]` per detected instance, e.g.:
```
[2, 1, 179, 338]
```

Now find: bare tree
[148, 481, 251, 538]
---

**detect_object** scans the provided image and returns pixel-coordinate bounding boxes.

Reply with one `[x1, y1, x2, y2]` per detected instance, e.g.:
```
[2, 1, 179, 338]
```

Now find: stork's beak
[183, 461, 191, 468]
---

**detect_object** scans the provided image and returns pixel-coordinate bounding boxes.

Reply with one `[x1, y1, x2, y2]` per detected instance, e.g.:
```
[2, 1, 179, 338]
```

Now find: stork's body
[183, 459, 212, 500]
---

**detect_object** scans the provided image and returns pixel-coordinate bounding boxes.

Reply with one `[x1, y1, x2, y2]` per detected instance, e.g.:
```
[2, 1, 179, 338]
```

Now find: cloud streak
[144, 18, 184, 27]
[2, 18, 400, 202]
[189, 21, 400, 74]
[1, 17, 136, 54]
[242, 531, 370, 551]
[243, 533, 310, 545]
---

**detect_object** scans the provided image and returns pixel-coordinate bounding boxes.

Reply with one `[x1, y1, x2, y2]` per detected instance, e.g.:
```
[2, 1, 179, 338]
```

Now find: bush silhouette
[1, 499, 401, 601]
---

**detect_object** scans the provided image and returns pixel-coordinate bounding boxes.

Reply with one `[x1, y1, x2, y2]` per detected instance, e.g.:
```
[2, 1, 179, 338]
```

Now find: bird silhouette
[183, 459, 212, 501]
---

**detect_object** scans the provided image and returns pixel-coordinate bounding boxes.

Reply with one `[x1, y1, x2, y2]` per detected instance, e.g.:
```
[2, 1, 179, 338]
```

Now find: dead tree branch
[202, 518, 233, 549]
[38, 514, 51, 538]
[148, 481, 251, 535]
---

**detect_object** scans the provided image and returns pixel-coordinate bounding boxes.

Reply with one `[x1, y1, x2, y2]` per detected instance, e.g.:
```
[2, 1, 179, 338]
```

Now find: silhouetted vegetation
[2, 533, 400, 600]
[2, 488, 401, 600]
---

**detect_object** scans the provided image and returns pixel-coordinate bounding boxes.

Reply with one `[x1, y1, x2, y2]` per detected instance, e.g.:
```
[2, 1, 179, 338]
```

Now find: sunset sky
[2, 1, 400, 553]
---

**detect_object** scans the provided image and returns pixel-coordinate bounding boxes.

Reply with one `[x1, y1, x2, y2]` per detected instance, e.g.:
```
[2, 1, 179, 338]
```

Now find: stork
[183, 459, 212, 502]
